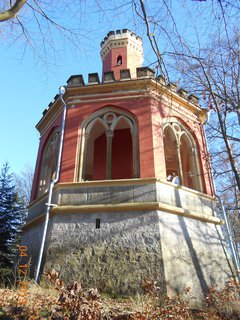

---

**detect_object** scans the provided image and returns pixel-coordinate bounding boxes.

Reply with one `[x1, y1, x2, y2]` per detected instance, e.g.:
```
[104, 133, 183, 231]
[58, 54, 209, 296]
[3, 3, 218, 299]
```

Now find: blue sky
[0, 0, 223, 175]
[0, 3, 116, 174]
[0, 1, 154, 174]
[0, 37, 103, 174]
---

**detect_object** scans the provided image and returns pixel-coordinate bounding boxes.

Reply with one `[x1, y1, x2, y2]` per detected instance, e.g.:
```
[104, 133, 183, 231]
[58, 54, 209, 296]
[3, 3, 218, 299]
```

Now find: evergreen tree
[0, 163, 25, 279]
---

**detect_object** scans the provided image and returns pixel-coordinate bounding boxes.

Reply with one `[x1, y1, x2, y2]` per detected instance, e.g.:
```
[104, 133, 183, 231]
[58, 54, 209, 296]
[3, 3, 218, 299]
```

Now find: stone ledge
[27, 179, 216, 223]
[57, 177, 158, 189]
[23, 201, 223, 231]
[56, 178, 215, 201]
[28, 178, 215, 210]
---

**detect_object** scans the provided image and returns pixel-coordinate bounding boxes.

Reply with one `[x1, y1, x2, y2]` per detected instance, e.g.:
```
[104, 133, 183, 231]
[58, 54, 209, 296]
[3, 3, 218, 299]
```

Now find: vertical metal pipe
[34, 86, 67, 283]
[217, 195, 240, 278]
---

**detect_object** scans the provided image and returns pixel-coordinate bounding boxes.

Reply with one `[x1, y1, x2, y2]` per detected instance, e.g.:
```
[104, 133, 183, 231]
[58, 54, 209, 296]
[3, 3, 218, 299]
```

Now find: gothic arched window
[117, 55, 122, 65]
[38, 130, 60, 196]
[163, 119, 204, 193]
[79, 108, 139, 181]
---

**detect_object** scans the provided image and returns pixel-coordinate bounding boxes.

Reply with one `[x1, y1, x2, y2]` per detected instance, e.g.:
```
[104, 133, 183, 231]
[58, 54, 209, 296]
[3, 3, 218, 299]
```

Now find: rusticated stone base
[22, 180, 235, 305]
[44, 211, 167, 296]
[22, 209, 233, 304]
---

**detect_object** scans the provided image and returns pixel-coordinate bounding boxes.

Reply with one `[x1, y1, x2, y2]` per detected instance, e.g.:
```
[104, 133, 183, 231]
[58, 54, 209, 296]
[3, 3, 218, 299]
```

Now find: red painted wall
[31, 90, 214, 201]
[30, 34, 215, 201]
[102, 46, 128, 80]
[112, 128, 133, 179]
[59, 97, 155, 187]
[92, 133, 107, 180]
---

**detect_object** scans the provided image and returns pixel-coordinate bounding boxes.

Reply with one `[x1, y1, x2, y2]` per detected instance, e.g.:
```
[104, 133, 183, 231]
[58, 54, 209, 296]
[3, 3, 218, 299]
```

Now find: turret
[100, 29, 144, 80]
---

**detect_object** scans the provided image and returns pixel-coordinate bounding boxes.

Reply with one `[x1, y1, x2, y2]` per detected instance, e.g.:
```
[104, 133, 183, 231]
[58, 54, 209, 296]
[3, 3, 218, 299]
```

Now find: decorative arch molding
[163, 117, 204, 193]
[110, 115, 134, 133]
[38, 128, 60, 196]
[77, 106, 139, 181]
[85, 117, 109, 136]
[163, 117, 196, 146]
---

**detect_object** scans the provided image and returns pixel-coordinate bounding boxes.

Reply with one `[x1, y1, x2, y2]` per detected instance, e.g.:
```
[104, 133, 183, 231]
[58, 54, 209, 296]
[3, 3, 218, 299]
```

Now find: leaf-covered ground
[0, 271, 240, 319]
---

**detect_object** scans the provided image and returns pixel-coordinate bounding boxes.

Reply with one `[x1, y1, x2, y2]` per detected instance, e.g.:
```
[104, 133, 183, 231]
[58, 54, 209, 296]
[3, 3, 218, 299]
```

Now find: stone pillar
[191, 147, 203, 192]
[176, 142, 183, 185]
[81, 132, 90, 180]
[106, 130, 114, 179]
[131, 129, 139, 178]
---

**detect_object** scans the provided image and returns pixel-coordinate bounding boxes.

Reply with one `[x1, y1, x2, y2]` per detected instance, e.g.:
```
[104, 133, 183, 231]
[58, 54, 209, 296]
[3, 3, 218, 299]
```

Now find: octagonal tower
[22, 30, 235, 304]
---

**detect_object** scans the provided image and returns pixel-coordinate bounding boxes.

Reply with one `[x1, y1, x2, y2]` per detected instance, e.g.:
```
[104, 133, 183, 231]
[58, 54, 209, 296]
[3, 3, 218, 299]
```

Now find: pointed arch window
[163, 119, 204, 193]
[38, 130, 60, 196]
[79, 108, 139, 181]
[117, 55, 122, 65]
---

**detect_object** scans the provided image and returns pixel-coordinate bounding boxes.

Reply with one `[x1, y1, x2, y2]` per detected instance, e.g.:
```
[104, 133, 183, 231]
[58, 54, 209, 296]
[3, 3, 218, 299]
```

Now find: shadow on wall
[172, 182, 207, 294]
[214, 224, 235, 276]
[174, 187, 234, 296]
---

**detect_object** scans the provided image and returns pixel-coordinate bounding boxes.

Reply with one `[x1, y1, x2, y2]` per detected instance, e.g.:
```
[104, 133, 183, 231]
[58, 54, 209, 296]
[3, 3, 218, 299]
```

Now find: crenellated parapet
[100, 29, 142, 47]
[39, 69, 202, 126]
[65, 69, 200, 106]
[100, 29, 143, 61]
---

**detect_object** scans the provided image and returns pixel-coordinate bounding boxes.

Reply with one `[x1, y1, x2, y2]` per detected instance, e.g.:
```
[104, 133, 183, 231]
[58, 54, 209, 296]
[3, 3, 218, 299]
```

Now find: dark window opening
[96, 218, 101, 229]
[117, 55, 122, 65]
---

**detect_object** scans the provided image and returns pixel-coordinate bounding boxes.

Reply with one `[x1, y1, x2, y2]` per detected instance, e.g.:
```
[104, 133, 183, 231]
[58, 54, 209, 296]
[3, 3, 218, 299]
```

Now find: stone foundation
[22, 179, 235, 304]
[45, 211, 166, 296]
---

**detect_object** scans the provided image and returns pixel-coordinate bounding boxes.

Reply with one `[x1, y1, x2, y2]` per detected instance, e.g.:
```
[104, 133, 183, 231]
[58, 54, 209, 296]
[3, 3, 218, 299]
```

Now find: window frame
[77, 107, 139, 181]
[163, 117, 204, 193]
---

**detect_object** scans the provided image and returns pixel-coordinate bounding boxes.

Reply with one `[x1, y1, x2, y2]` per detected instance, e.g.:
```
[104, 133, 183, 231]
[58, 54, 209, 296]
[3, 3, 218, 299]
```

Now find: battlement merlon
[100, 29, 143, 60]
[100, 29, 143, 48]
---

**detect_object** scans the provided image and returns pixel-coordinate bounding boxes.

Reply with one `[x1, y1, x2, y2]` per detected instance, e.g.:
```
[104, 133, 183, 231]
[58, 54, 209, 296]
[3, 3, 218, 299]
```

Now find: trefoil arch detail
[78, 107, 139, 181]
[163, 117, 204, 193]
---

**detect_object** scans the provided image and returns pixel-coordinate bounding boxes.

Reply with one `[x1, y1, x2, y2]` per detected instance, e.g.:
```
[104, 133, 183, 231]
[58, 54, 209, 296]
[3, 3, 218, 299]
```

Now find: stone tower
[22, 29, 234, 303]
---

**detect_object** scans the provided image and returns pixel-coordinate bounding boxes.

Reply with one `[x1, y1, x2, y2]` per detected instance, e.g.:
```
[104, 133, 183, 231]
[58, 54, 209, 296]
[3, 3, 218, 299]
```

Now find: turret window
[117, 55, 122, 65]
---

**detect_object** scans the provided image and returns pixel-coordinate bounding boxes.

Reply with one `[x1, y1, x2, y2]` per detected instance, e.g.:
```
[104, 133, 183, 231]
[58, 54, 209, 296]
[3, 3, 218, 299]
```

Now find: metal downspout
[217, 195, 240, 277]
[34, 86, 67, 283]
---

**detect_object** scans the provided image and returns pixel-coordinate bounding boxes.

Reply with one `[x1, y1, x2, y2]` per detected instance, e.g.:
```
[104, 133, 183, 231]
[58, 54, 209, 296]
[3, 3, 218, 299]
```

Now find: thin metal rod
[34, 87, 67, 283]
[217, 195, 240, 278]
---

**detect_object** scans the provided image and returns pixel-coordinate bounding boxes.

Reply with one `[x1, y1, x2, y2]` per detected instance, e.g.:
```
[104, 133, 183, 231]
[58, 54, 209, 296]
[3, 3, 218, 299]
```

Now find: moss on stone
[45, 244, 165, 296]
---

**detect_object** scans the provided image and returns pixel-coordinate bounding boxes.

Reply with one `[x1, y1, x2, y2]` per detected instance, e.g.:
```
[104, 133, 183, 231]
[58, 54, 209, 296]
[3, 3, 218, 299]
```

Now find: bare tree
[174, 31, 240, 192]
[2, 0, 239, 214]
[130, 0, 240, 258]
[131, 0, 239, 189]
[0, 1, 89, 64]
[14, 163, 34, 208]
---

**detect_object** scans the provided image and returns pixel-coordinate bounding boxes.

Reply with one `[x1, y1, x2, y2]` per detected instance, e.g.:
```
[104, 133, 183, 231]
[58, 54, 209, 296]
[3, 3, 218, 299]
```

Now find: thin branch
[135, 0, 169, 80]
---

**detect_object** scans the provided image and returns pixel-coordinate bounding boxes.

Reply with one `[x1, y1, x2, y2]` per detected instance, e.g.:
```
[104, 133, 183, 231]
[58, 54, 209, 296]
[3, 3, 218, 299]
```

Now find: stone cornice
[22, 200, 223, 231]
[36, 78, 207, 135]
